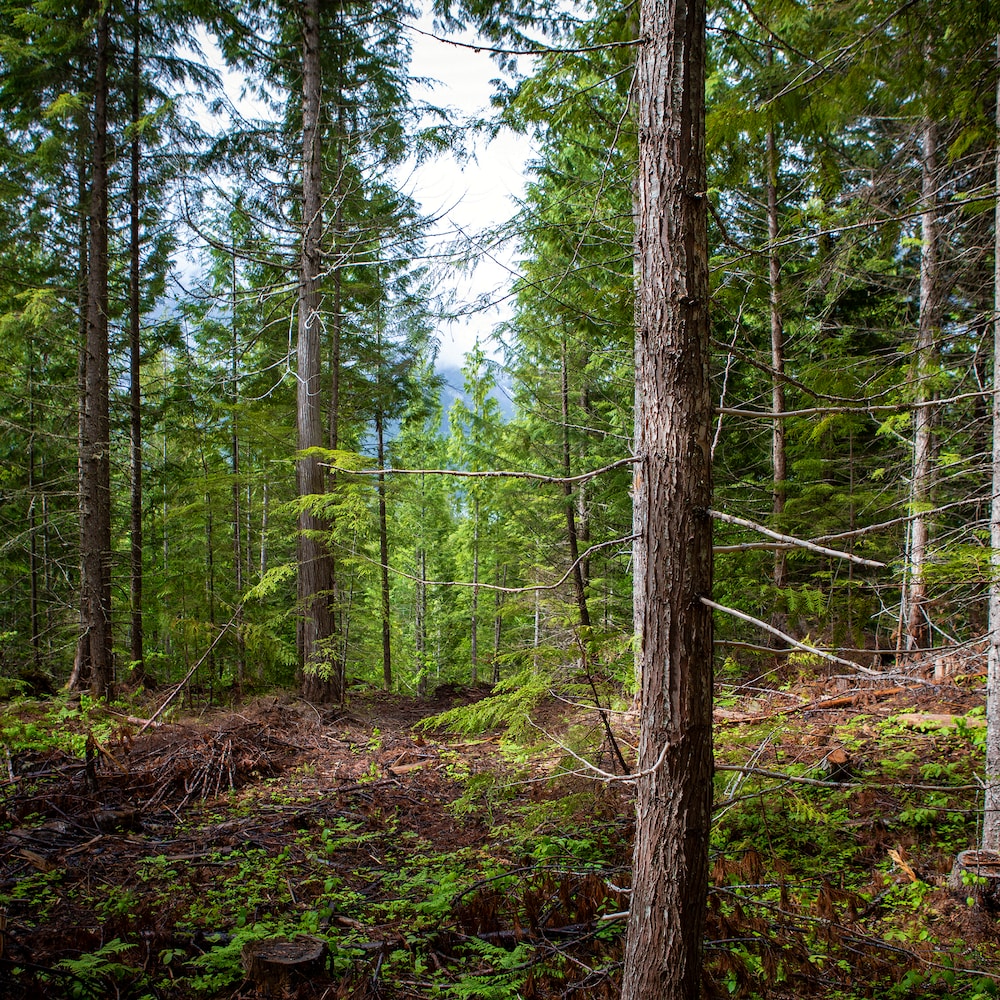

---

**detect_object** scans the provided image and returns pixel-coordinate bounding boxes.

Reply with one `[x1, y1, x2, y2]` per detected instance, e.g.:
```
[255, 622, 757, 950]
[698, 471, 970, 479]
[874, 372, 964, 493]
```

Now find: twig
[324, 456, 638, 485]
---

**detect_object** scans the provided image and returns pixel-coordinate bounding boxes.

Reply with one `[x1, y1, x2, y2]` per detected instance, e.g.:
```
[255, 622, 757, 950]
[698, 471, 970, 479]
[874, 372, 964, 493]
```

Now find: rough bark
[128, 0, 144, 682]
[984, 34, 1000, 851]
[903, 117, 939, 654]
[297, 0, 339, 701]
[80, 7, 113, 699]
[622, 0, 713, 996]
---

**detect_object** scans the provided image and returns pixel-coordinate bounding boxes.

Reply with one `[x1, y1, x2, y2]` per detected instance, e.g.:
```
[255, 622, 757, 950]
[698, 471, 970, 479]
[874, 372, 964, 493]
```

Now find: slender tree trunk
[471, 496, 479, 684]
[28, 356, 39, 669]
[230, 237, 245, 691]
[297, 0, 339, 701]
[70, 129, 91, 691]
[128, 0, 144, 682]
[983, 33, 1000, 851]
[376, 409, 392, 691]
[80, 7, 113, 699]
[561, 334, 590, 631]
[904, 117, 940, 654]
[766, 116, 787, 627]
[622, 0, 713, 996]
[492, 563, 506, 684]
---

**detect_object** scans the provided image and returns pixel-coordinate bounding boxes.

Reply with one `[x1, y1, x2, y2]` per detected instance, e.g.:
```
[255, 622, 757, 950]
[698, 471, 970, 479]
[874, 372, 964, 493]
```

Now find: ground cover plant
[0, 667, 998, 999]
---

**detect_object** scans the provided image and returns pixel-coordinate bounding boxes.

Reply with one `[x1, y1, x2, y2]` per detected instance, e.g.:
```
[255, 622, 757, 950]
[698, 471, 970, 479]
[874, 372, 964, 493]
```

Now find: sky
[404, 19, 533, 370]
[190, 16, 532, 374]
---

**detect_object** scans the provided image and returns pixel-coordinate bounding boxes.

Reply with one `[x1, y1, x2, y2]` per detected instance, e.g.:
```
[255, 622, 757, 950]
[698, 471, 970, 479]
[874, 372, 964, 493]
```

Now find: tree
[984, 32, 1000, 851]
[295, 0, 339, 700]
[622, 0, 713, 997]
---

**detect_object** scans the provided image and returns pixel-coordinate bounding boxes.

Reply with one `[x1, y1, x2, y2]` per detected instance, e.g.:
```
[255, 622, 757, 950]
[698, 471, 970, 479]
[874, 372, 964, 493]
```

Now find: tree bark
[903, 117, 939, 654]
[622, 0, 713, 997]
[297, 0, 339, 701]
[128, 0, 144, 683]
[561, 333, 590, 631]
[766, 116, 787, 626]
[984, 33, 1000, 851]
[376, 408, 392, 691]
[80, 7, 113, 699]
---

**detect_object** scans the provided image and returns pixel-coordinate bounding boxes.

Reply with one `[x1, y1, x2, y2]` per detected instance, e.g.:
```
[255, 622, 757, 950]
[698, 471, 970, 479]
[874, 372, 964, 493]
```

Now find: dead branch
[709, 510, 886, 568]
[323, 456, 638, 484]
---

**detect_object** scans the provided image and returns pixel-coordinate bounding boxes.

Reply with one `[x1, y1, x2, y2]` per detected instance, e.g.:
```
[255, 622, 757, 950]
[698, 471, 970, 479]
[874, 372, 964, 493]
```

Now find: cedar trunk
[297, 0, 339, 700]
[622, 0, 713, 996]
[80, 8, 113, 699]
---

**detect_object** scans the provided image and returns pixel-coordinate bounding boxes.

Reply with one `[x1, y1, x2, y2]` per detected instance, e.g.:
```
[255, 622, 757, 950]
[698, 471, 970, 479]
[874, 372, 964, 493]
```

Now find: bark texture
[297, 0, 339, 701]
[80, 8, 113, 698]
[622, 0, 713, 996]
[984, 34, 1000, 851]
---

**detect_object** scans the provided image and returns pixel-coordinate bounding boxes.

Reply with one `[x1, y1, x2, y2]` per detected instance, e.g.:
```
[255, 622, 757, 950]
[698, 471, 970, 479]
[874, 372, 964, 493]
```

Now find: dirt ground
[1, 669, 998, 998]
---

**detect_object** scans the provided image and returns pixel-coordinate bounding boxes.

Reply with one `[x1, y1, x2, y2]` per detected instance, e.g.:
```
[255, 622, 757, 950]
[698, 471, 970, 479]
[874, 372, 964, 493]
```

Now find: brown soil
[1, 673, 998, 999]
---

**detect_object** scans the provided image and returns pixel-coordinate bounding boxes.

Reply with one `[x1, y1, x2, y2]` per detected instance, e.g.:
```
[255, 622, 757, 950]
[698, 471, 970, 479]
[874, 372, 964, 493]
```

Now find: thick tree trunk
[297, 0, 339, 701]
[80, 7, 113, 699]
[622, 0, 713, 997]
[903, 117, 939, 654]
[128, 0, 144, 683]
[984, 34, 1000, 851]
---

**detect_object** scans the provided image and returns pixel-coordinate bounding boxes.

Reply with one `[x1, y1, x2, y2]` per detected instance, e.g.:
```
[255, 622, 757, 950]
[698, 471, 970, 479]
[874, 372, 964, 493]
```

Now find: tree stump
[948, 850, 1000, 910]
[241, 935, 327, 995]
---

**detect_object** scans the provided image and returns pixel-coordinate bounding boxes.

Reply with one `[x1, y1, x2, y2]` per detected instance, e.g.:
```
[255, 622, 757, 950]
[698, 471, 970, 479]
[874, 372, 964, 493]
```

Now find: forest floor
[1, 663, 999, 999]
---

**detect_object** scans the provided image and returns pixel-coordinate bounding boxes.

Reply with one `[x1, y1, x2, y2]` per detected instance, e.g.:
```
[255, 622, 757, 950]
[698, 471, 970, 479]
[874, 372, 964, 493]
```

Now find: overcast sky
[405, 19, 532, 369]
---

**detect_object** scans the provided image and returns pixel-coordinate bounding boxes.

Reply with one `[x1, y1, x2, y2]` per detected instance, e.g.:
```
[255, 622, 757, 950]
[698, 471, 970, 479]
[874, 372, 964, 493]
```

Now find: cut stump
[948, 850, 1000, 910]
[241, 935, 327, 995]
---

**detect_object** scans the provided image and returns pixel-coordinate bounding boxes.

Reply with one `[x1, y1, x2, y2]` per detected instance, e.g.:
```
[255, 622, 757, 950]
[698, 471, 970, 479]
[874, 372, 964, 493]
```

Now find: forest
[2, 0, 1000, 997]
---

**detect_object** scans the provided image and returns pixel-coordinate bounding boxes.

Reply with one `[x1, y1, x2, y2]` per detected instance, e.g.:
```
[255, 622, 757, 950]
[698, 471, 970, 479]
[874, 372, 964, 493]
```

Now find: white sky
[188, 17, 531, 372]
[405, 20, 532, 369]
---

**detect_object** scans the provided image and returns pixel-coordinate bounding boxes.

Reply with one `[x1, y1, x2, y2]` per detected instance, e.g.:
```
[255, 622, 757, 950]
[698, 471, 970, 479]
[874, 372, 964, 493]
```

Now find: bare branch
[709, 510, 887, 568]
[324, 456, 639, 485]
[700, 598, 880, 674]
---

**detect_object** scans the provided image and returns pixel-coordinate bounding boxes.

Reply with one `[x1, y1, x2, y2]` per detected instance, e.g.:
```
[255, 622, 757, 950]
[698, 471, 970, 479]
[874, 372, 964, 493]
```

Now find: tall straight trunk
[471, 496, 479, 684]
[766, 117, 787, 616]
[376, 409, 392, 691]
[984, 34, 1000, 851]
[296, 0, 339, 701]
[492, 563, 506, 684]
[80, 7, 113, 698]
[416, 543, 427, 696]
[561, 334, 590, 630]
[904, 117, 940, 654]
[70, 130, 90, 690]
[28, 356, 40, 669]
[128, 0, 144, 681]
[230, 236, 245, 690]
[622, 0, 713, 995]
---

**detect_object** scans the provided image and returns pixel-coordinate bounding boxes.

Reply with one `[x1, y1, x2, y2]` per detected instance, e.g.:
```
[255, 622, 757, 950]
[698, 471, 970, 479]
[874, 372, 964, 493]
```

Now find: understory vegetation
[1, 671, 998, 999]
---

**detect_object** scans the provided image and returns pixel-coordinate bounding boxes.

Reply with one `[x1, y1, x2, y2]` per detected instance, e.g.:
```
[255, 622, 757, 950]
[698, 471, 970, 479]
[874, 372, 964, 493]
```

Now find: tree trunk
[471, 496, 479, 685]
[297, 0, 339, 701]
[231, 233, 245, 692]
[622, 0, 713, 997]
[903, 117, 939, 654]
[376, 409, 392, 691]
[561, 334, 590, 631]
[128, 0, 144, 683]
[80, 7, 113, 699]
[984, 33, 1000, 851]
[766, 116, 787, 627]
